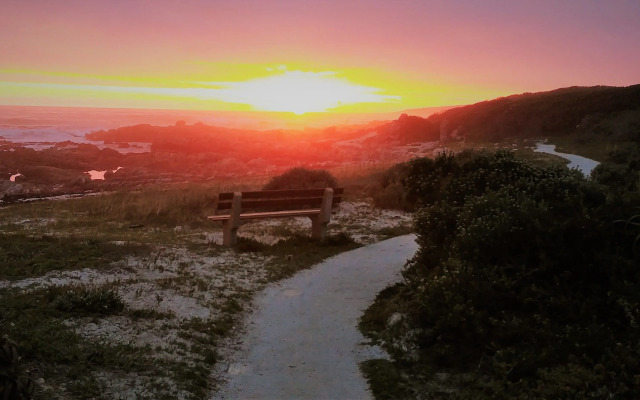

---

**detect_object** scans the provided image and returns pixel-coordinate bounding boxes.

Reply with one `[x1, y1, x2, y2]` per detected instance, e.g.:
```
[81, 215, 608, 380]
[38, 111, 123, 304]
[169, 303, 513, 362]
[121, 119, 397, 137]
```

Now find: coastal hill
[361, 84, 640, 145]
[432, 84, 640, 142]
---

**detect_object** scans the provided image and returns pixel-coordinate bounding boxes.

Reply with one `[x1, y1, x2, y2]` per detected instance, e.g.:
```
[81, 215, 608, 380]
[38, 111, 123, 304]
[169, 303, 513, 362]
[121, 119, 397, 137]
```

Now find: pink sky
[1, 0, 639, 112]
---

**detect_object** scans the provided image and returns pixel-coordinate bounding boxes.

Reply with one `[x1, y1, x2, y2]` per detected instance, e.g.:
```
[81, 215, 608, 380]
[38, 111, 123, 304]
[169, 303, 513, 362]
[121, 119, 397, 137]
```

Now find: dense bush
[263, 167, 338, 190]
[369, 162, 413, 210]
[371, 150, 640, 398]
[592, 143, 640, 194]
[370, 153, 468, 211]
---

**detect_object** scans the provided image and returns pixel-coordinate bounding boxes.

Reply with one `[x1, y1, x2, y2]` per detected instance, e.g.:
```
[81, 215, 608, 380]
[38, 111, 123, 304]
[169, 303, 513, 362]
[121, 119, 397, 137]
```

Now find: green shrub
[263, 167, 338, 190]
[365, 150, 640, 398]
[592, 143, 640, 193]
[369, 162, 413, 210]
[371, 182, 408, 210]
[360, 359, 412, 400]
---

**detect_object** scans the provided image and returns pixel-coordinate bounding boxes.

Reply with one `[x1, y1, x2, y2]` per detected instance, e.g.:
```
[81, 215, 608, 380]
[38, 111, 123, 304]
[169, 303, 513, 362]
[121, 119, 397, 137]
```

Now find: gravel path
[212, 234, 418, 400]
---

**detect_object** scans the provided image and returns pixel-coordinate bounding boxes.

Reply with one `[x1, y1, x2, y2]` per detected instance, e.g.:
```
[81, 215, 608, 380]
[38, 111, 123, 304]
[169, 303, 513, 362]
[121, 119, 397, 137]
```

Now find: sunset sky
[1, 0, 639, 114]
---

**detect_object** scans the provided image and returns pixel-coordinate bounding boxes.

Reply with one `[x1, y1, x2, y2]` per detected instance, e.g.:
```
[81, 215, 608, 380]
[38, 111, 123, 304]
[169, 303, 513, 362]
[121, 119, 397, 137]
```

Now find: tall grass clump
[62, 183, 261, 227]
[0, 233, 149, 280]
[367, 161, 412, 210]
[53, 286, 125, 315]
[84, 185, 216, 225]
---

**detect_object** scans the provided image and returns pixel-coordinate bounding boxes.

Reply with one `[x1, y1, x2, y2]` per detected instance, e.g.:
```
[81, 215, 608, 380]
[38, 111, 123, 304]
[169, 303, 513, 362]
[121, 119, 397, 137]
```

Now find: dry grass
[0, 179, 413, 400]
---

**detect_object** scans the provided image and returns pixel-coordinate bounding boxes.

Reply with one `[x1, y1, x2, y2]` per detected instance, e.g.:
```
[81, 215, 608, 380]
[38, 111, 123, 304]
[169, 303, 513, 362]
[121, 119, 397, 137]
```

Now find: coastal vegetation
[360, 146, 640, 399]
[263, 167, 338, 190]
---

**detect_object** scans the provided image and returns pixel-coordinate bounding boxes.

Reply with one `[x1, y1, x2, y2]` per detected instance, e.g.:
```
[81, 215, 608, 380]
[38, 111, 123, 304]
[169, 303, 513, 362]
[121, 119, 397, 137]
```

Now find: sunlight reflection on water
[86, 167, 123, 180]
[9, 173, 23, 182]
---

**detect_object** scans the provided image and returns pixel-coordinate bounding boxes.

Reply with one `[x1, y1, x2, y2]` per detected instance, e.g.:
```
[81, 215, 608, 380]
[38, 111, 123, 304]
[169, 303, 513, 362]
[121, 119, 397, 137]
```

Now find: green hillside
[424, 85, 640, 143]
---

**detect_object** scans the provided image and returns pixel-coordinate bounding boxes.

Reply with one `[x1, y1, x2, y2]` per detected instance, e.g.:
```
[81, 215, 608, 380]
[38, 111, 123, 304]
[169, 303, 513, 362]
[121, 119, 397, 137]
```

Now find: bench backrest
[215, 188, 343, 213]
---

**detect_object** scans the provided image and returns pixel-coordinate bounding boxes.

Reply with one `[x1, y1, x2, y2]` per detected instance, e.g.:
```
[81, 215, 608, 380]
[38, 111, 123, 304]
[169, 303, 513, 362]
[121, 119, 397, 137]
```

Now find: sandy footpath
[212, 234, 418, 400]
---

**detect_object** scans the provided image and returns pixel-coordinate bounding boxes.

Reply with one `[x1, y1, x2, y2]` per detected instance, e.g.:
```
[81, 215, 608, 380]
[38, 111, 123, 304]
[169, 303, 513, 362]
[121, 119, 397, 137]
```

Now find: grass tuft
[235, 237, 268, 253]
[54, 286, 125, 316]
[0, 233, 150, 280]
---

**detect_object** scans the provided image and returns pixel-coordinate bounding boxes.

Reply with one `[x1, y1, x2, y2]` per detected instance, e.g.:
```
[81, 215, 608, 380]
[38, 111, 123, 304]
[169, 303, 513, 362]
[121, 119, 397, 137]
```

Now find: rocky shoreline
[1, 120, 446, 203]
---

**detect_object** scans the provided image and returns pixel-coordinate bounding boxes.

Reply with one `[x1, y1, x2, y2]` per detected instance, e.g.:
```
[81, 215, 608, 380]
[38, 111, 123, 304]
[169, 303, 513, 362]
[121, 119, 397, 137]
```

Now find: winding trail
[212, 234, 418, 400]
[534, 143, 600, 176]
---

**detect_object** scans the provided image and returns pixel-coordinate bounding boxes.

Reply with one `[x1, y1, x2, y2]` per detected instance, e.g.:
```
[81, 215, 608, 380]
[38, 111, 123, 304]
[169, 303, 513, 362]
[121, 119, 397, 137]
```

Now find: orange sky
[1, 0, 639, 114]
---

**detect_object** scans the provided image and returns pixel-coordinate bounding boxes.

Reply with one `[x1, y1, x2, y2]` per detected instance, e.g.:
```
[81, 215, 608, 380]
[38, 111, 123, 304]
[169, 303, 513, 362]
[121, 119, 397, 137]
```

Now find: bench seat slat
[218, 188, 344, 200]
[216, 196, 341, 210]
[208, 209, 321, 221]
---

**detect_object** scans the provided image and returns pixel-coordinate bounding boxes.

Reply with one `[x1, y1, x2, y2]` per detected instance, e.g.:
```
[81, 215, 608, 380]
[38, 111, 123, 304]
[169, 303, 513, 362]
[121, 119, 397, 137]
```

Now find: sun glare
[202, 70, 399, 114]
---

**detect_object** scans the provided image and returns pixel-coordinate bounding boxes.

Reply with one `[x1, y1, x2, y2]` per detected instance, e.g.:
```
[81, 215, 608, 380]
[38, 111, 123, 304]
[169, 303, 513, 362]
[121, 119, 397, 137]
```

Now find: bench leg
[222, 221, 238, 246]
[311, 188, 334, 240]
[311, 216, 327, 240]
[223, 192, 242, 247]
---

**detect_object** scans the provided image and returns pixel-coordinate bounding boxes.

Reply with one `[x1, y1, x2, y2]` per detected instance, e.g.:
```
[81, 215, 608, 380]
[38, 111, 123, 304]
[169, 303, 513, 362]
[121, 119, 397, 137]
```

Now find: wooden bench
[208, 187, 344, 246]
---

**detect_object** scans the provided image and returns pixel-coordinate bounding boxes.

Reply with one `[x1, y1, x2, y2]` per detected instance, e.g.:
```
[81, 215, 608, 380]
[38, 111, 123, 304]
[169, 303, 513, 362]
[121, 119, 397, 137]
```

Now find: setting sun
[1, 1, 639, 114]
[199, 70, 399, 114]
